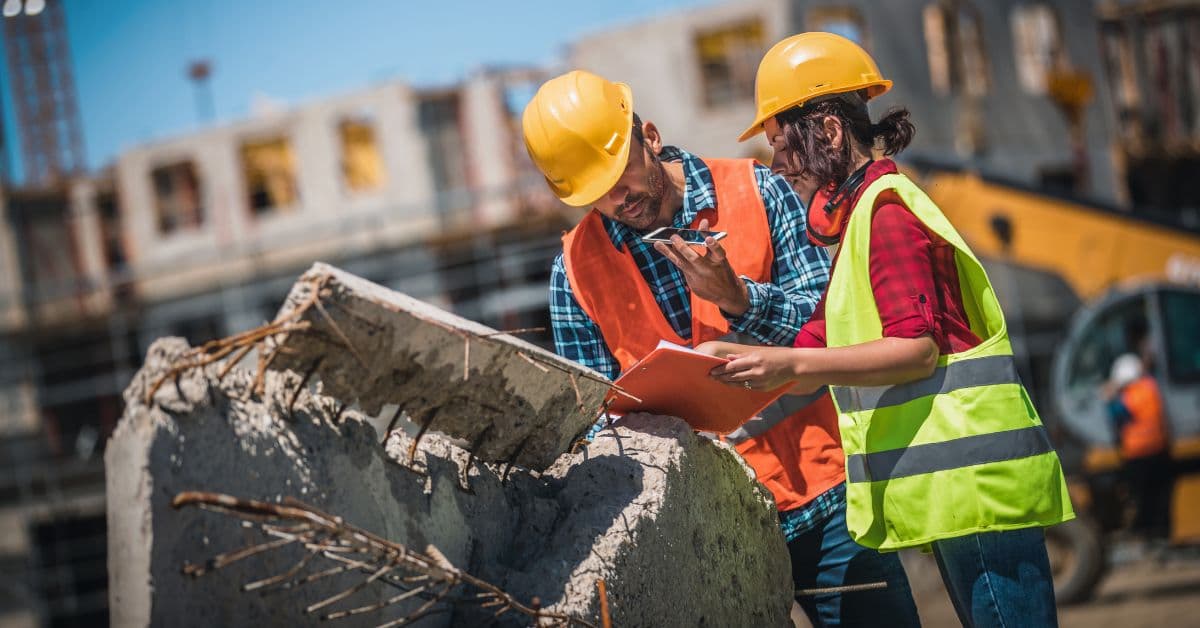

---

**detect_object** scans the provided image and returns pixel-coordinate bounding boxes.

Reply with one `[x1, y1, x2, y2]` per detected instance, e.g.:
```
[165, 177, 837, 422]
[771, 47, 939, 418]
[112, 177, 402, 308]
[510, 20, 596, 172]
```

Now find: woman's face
[763, 117, 821, 202]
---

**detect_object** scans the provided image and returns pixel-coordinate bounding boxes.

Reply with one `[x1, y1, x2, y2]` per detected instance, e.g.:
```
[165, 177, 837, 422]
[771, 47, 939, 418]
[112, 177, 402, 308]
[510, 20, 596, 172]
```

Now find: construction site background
[1, 0, 1199, 626]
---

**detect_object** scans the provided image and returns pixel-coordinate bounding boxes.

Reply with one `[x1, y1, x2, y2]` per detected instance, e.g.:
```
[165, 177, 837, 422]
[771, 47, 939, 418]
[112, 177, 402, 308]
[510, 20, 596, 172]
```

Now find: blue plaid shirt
[549, 146, 835, 538]
[779, 482, 845, 542]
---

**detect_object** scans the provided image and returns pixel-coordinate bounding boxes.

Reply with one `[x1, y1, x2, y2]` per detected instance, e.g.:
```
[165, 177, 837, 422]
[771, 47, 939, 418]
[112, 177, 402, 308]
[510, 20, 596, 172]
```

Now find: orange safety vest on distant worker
[1119, 375, 1169, 460]
[562, 158, 845, 512]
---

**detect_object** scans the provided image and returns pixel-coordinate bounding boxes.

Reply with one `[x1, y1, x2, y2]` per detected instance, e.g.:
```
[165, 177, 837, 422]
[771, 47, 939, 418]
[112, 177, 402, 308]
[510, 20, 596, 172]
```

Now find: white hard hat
[1109, 353, 1144, 388]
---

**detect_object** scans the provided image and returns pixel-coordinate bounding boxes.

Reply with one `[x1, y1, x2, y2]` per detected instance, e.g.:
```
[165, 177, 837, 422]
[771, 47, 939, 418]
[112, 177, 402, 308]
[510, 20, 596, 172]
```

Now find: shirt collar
[602, 145, 716, 246]
[849, 158, 900, 208]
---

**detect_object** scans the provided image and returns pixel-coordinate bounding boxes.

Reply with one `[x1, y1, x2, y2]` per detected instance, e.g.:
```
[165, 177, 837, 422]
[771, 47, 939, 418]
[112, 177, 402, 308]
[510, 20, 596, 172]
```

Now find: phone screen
[641, 228, 727, 244]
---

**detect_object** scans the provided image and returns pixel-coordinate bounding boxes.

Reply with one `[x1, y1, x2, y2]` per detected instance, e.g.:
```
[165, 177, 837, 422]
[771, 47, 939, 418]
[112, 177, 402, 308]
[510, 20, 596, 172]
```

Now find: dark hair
[631, 112, 644, 145]
[775, 91, 915, 187]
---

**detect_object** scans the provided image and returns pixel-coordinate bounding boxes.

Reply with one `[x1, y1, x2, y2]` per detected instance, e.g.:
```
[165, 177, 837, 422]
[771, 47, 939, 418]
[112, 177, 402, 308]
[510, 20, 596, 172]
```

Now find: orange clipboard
[606, 341, 791, 434]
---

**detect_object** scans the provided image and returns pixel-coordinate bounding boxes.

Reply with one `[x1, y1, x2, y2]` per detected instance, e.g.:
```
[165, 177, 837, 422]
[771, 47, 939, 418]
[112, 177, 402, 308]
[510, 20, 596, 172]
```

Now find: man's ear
[642, 120, 664, 155]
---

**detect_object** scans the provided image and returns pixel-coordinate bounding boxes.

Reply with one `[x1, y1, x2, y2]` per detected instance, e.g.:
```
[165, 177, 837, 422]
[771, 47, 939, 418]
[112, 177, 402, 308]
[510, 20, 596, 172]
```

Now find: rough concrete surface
[271, 263, 609, 471]
[107, 336, 793, 627]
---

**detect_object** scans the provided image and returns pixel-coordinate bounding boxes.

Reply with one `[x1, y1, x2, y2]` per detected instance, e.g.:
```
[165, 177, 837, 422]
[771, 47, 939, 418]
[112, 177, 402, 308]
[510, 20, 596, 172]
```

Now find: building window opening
[339, 118, 385, 193]
[11, 196, 83, 303]
[418, 92, 472, 223]
[1011, 4, 1069, 95]
[149, 161, 204, 234]
[240, 136, 300, 215]
[806, 7, 867, 45]
[694, 19, 766, 109]
[96, 191, 126, 274]
[923, 1, 991, 97]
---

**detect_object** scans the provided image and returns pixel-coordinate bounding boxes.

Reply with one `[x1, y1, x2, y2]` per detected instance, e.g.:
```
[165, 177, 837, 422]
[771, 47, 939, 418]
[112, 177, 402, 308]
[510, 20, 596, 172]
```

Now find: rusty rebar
[795, 581, 888, 596]
[287, 356, 325, 420]
[172, 491, 597, 627]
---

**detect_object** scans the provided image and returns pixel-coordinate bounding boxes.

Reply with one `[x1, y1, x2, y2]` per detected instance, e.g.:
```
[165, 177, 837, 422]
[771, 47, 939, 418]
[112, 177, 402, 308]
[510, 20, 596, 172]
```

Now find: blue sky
[1, 0, 714, 181]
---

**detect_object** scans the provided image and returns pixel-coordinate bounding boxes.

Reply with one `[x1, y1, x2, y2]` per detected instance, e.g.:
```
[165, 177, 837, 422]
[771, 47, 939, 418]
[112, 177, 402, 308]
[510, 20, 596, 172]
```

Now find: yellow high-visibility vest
[824, 173, 1074, 551]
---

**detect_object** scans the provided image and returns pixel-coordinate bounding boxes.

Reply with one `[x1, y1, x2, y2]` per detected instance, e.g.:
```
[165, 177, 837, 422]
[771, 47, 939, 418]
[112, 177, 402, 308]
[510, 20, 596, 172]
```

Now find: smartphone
[641, 227, 728, 245]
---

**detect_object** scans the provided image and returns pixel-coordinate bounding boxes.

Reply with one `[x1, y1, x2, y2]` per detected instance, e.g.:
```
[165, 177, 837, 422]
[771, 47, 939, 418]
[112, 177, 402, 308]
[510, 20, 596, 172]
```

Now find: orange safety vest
[1119, 376, 1168, 460]
[562, 157, 845, 512]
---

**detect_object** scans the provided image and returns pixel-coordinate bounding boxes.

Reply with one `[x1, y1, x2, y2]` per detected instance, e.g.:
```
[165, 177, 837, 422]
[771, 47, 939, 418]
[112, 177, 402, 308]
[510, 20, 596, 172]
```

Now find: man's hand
[653, 219, 750, 316]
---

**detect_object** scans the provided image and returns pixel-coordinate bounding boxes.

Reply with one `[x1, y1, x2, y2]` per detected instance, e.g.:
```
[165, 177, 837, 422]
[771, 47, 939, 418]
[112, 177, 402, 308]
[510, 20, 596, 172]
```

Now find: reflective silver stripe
[724, 388, 826, 444]
[831, 354, 1020, 414]
[845, 425, 1054, 483]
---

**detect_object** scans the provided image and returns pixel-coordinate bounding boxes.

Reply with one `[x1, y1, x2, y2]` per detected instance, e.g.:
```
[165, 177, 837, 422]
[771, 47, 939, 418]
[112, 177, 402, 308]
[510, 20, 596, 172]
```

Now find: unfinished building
[0, 65, 570, 626]
[571, 0, 1144, 205]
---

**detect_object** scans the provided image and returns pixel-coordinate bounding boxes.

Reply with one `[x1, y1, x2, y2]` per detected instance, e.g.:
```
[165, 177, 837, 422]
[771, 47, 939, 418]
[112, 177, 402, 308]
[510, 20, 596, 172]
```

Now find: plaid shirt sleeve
[549, 253, 620, 381]
[724, 164, 831, 345]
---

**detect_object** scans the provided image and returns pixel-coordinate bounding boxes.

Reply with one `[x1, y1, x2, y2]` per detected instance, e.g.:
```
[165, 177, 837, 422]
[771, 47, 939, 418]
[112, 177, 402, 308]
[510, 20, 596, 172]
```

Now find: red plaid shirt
[794, 159, 981, 353]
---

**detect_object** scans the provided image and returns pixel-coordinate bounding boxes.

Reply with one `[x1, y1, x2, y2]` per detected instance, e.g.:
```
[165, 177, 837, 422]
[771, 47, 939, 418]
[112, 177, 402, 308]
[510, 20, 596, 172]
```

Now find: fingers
[709, 356, 753, 379]
[694, 218, 726, 262]
[704, 234, 727, 264]
[723, 355, 758, 375]
[653, 241, 684, 267]
[655, 237, 703, 272]
[669, 235, 702, 263]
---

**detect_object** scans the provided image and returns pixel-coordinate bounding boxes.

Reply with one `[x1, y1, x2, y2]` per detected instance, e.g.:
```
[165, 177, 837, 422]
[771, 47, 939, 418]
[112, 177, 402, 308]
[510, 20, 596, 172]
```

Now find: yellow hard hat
[738, 32, 892, 142]
[522, 70, 634, 207]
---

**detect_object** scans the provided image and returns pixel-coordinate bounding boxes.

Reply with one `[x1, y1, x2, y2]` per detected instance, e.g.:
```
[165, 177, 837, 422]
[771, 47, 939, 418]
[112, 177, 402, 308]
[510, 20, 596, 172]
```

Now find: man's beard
[617, 155, 666, 231]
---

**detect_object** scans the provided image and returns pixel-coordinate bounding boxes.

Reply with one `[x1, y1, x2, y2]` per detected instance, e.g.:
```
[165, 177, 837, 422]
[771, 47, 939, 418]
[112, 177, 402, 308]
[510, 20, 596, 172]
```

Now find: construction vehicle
[910, 162, 1200, 603]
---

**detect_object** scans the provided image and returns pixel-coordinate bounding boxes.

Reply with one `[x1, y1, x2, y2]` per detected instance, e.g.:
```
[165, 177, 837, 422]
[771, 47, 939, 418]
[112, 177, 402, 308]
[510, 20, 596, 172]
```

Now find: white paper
[655, 339, 711, 357]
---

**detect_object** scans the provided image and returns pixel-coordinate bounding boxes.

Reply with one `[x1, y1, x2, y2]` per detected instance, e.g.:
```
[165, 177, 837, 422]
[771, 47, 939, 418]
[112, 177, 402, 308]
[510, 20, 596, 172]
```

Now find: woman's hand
[709, 347, 804, 391]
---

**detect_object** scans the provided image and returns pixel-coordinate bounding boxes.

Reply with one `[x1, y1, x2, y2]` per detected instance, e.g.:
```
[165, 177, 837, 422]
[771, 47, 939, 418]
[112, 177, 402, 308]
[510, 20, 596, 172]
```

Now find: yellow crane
[913, 165, 1200, 603]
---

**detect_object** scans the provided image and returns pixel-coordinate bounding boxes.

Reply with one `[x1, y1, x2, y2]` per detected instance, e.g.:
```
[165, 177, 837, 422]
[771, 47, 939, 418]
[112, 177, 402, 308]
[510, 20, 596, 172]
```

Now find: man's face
[593, 132, 671, 232]
[763, 117, 820, 202]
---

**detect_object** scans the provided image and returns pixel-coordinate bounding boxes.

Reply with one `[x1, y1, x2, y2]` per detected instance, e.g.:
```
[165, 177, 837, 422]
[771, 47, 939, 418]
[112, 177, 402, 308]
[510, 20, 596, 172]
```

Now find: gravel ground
[791, 548, 1200, 627]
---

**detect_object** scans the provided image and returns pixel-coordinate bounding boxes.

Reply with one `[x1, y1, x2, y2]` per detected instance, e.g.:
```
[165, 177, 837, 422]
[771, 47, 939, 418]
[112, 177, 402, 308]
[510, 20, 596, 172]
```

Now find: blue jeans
[932, 528, 1058, 628]
[788, 499, 921, 627]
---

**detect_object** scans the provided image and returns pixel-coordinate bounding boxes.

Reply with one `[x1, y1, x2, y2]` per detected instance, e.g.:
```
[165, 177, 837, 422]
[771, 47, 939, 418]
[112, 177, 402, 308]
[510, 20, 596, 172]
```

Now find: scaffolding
[2, 0, 86, 186]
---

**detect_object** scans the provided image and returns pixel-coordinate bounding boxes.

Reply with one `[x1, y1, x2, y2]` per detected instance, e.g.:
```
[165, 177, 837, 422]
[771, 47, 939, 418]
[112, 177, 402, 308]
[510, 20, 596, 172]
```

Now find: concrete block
[107, 337, 792, 627]
[271, 262, 608, 471]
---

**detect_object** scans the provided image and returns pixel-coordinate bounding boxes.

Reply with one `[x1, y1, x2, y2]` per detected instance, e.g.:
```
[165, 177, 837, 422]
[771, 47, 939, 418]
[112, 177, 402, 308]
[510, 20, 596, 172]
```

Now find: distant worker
[699, 32, 1074, 627]
[522, 70, 920, 626]
[1105, 352, 1172, 540]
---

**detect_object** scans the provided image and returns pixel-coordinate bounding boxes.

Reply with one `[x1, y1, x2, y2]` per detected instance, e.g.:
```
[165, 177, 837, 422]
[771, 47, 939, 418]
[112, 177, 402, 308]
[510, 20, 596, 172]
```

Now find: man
[522, 70, 919, 626]
[1106, 352, 1172, 540]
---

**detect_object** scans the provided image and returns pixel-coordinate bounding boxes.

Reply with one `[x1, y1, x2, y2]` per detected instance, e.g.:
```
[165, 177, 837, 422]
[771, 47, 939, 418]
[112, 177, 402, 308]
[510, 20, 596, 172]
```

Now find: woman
[699, 32, 1074, 627]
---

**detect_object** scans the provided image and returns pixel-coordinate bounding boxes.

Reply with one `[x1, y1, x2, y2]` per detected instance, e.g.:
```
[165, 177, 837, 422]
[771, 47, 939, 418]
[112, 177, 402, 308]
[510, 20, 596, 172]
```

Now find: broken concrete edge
[266, 262, 610, 470]
[105, 396, 160, 628]
[290, 262, 599, 379]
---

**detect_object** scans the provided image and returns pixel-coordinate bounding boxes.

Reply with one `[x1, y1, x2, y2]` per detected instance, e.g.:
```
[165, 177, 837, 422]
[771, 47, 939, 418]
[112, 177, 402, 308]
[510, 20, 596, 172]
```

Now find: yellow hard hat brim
[737, 79, 893, 143]
[558, 82, 635, 207]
